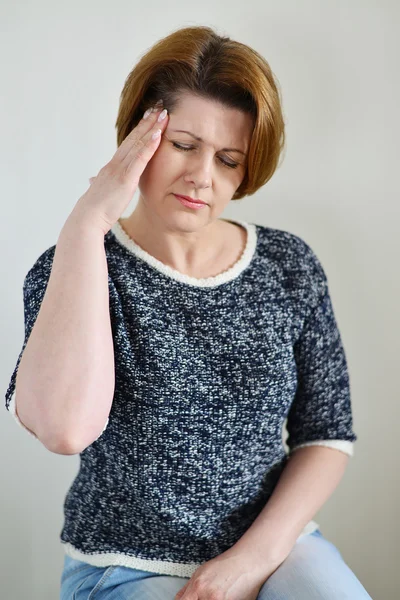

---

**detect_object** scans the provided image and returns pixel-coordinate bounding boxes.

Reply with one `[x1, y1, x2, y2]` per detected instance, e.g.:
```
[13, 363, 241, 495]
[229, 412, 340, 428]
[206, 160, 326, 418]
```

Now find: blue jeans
[60, 529, 372, 599]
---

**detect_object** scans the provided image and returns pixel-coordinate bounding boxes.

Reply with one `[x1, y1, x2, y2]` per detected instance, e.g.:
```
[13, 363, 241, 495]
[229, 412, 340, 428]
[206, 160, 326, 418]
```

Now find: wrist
[66, 200, 110, 237]
[226, 539, 288, 575]
[229, 527, 294, 570]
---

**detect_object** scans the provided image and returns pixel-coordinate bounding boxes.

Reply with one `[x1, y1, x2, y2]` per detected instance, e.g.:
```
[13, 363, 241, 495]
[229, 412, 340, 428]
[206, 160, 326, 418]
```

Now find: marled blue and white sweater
[5, 218, 357, 577]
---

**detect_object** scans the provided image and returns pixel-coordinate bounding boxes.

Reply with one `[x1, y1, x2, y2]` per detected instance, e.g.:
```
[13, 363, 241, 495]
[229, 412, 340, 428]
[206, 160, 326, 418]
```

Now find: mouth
[173, 194, 207, 208]
[174, 194, 206, 205]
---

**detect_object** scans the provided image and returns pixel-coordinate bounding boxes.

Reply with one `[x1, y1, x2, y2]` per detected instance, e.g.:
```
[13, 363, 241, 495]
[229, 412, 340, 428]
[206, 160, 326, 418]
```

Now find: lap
[258, 529, 372, 600]
[60, 530, 372, 600]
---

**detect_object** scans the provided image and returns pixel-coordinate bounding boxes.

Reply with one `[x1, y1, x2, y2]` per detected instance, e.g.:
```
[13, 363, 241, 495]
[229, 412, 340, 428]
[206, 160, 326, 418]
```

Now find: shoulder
[255, 223, 324, 271]
[254, 222, 328, 301]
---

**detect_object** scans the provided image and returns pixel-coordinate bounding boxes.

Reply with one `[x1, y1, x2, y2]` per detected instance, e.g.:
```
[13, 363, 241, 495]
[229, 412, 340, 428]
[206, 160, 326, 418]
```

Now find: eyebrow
[170, 129, 247, 156]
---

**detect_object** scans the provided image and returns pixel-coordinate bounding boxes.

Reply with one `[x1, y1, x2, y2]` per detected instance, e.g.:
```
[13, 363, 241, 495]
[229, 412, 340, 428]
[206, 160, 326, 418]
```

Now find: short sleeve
[4, 246, 57, 439]
[285, 252, 357, 458]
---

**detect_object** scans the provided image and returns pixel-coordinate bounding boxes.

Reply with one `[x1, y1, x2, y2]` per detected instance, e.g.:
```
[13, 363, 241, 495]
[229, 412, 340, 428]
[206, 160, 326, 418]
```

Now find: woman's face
[137, 92, 254, 229]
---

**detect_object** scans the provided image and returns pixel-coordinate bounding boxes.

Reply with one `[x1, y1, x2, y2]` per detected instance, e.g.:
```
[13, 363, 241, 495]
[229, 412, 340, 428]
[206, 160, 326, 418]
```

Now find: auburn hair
[115, 25, 286, 200]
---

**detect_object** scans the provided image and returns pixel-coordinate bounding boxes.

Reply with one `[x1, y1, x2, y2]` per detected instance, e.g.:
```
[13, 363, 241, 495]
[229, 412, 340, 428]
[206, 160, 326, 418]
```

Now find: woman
[5, 25, 372, 599]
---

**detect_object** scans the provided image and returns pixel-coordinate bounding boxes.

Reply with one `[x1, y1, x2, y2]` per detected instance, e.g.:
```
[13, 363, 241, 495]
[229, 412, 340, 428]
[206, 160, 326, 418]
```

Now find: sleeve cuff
[7, 390, 39, 440]
[289, 439, 354, 457]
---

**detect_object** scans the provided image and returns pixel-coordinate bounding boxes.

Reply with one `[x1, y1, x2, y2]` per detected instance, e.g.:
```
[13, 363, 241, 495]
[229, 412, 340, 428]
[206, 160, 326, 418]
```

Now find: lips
[175, 194, 206, 205]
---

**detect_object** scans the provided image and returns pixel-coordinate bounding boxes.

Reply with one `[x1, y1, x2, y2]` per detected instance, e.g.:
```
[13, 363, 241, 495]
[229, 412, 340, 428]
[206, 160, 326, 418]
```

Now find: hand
[174, 546, 282, 600]
[74, 100, 169, 235]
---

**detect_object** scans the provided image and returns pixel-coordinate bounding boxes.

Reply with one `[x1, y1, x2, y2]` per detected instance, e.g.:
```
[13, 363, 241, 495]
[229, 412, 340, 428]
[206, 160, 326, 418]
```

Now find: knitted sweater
[5, 217, 357, 578]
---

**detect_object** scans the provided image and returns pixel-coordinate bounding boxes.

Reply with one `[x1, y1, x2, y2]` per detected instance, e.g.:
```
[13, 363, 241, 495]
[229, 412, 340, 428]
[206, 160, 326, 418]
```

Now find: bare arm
[13, 103, 170, 455]
[230, 446, 349, 564]
[14, 205, 115, 455]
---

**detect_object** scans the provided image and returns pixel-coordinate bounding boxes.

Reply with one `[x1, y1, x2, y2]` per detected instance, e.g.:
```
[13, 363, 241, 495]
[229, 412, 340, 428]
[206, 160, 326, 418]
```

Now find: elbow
[41, 428, 103, 455]
[42, 436, 83, 455]
[15, 395, 81, 455]
[38, 428, 82, 454]
[14, 386, 108, 455]
[15, 390, 98, 455]
[38, 421, 89, 455]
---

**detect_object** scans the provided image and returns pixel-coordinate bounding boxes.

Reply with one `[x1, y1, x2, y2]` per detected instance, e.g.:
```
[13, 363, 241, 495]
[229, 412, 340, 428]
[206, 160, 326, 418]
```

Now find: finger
[116, 106, 166, 163]
[122, 109, 169, 174]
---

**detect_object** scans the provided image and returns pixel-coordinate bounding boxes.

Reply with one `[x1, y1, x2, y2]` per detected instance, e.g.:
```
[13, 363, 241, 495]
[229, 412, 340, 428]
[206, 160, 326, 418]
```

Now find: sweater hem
[61, 520, 320, 578]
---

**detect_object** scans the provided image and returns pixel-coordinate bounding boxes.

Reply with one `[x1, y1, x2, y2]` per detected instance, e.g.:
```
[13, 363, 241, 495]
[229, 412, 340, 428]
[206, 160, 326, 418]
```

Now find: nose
[183, 152, 212, 190]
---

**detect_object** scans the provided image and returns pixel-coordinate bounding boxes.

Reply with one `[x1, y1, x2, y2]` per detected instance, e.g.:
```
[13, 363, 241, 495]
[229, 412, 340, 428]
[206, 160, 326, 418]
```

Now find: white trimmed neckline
[110, 218, 257, 288]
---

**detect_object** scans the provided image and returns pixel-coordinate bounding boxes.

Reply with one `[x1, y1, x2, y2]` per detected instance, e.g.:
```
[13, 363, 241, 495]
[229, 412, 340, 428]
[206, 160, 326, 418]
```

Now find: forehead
[167, 92, 254, 153]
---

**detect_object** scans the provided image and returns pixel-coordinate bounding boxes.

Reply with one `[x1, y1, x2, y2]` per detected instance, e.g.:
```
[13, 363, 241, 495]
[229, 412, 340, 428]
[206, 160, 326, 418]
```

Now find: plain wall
[1, 1, 398, 598]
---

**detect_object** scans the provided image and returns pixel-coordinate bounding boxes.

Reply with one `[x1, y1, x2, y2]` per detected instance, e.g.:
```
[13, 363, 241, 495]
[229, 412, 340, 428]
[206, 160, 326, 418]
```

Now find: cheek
[142, 153, 166, 181]
[139, 152, 174, 193]
[149, 144, 178, 173]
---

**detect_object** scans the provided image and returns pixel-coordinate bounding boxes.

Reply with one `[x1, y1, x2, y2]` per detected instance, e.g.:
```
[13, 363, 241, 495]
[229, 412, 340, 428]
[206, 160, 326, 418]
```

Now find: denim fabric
[60, 529, 372, 599]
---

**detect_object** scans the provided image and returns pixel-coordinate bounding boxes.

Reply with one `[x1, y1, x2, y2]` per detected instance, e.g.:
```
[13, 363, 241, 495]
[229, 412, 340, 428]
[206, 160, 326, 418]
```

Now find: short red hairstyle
[115, 25, 286, 200]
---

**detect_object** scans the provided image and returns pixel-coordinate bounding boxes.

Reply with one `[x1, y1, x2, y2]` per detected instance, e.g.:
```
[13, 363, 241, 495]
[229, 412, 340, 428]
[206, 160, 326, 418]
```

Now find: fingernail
[143, 108, 152, 120]
[154, 99, 163, 108]
[157, 108, 167, 122]
[151, 128, 162, 140]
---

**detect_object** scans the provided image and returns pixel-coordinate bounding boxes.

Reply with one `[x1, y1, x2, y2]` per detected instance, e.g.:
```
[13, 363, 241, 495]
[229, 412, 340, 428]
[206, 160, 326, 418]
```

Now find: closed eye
[171, 142, 239, 169]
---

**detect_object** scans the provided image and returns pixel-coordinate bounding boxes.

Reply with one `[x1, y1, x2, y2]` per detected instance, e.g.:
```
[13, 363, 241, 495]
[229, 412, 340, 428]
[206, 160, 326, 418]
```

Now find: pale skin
[115, 92, 255, 277]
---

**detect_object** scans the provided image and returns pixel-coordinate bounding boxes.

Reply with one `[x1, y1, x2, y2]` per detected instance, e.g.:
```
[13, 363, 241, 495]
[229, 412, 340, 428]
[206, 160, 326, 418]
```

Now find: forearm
[232, 445, 349, 564]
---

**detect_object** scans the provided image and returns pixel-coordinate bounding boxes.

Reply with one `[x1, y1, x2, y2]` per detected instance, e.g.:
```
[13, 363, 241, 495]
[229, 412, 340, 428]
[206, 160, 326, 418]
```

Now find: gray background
[1, 1, 398, 598]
